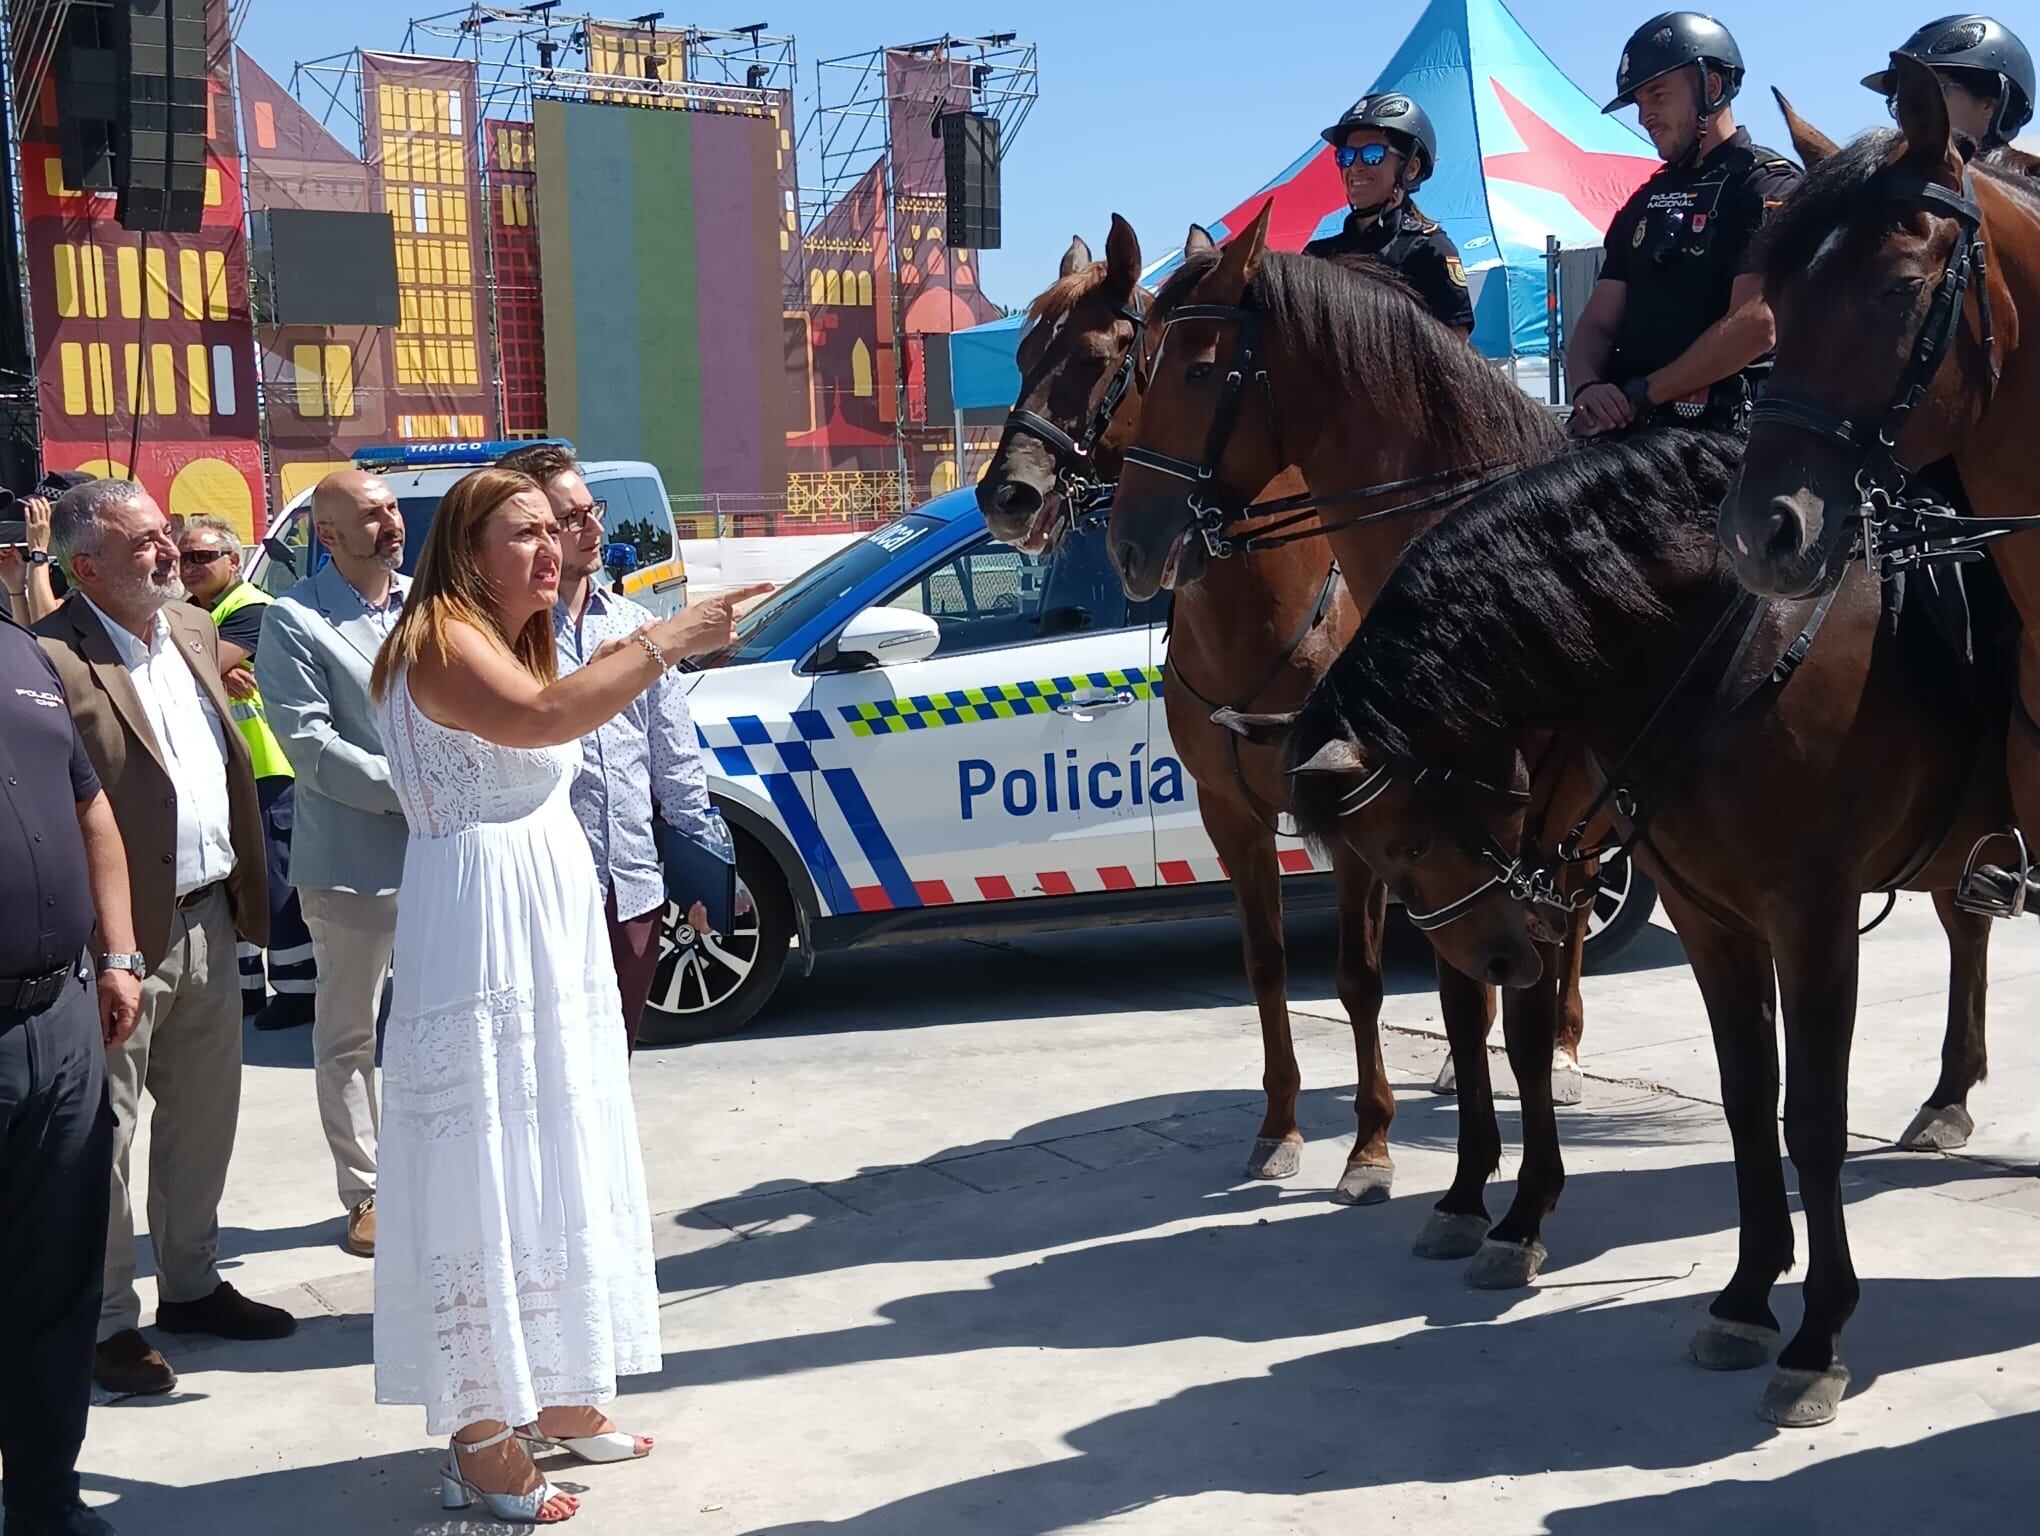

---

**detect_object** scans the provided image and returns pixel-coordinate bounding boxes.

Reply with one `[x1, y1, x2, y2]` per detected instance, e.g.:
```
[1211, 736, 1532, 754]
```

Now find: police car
[649, 486, 1659, 1044]
[245, 439, 688, 616]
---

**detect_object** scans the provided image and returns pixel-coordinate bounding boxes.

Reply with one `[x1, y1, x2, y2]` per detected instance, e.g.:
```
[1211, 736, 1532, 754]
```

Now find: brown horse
[1721, 58, 2040, 908]
[1097, 206, 1608, 1279]
[978, 215, 1482, 1203]
[1286, 426, 2001, 1426]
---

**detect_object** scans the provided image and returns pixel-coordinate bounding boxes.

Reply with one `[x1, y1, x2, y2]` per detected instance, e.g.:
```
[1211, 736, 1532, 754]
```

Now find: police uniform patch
[1633, 220, 1647, 248]
[1446, 256, 1467, 287]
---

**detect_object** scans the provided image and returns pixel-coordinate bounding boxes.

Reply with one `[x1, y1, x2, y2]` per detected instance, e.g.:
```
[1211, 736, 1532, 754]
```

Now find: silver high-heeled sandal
[516, 1419, 653, 1465]
[440, 1426, 576, 1522]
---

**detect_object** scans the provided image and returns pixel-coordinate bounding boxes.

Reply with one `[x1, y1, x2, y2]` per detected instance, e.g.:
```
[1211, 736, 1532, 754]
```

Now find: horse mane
[1760, 128, 2040, 292]
[1295, 429, 1744, 763]
[1154, 246, 1560, 457]
[1027, 260, 1112, 325]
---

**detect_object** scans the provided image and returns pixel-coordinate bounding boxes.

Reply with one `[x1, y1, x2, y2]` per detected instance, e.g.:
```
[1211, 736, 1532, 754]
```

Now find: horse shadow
[730, 1275, 2040, 1535]
[647, 1147, 2001, 1397]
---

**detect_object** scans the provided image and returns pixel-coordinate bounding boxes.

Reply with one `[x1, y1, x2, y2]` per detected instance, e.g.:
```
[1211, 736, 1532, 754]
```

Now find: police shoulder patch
[1633, 220, 1647, 248]
[1446, 256, 1467, 287]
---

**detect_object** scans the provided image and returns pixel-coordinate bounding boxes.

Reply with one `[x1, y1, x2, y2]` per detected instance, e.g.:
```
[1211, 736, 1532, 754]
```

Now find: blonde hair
[371, 466, 559, 700]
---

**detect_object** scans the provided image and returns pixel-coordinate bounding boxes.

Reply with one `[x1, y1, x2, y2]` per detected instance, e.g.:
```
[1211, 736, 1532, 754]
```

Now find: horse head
[979, 214, 1147, 554]
[1109, 202, 1287, 599]
[1721, 59, 2008, 599]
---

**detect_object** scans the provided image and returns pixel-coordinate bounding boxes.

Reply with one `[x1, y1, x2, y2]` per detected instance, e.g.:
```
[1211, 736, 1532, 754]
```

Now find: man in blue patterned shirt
[498, 445, 762, 1050]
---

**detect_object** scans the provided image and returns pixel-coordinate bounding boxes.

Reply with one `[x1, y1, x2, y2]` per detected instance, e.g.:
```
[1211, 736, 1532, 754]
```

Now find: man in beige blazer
[36, 481, 294, 1398]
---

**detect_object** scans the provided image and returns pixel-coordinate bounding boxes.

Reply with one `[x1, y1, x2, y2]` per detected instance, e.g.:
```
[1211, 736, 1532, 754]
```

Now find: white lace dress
[371, 668, 659, 1435]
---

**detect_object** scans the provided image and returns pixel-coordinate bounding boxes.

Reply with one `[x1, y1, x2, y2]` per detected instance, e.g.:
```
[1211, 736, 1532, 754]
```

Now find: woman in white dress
[368, 467, 742, 1523]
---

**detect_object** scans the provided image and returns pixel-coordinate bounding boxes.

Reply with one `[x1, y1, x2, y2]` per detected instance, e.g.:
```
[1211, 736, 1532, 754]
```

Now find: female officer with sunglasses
[1304, 93, 1474, 337]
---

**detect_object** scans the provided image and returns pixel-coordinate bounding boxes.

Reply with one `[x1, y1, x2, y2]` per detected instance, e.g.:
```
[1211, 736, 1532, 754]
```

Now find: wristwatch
[98, 951, 146, 979]
[1623, 376, 1655, 414]
[25, 550, 49, 566]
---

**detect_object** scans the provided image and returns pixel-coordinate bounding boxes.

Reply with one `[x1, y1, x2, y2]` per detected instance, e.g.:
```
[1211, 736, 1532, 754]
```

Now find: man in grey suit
[255, 470, 408, 1258]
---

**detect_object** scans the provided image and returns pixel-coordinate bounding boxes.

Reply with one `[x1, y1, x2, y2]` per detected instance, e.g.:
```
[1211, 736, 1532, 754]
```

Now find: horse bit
[1748, 165, 2008, 578]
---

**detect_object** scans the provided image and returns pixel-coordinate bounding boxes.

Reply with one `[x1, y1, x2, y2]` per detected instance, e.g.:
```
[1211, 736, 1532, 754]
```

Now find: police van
[651, 486, 1658, 1044]
[244, 440, 688, 615]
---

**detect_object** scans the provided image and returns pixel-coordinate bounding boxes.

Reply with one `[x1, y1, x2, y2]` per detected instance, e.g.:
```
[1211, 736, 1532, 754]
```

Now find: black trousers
[0, 965, 111, 1516]
[239, 777, 316, 1011]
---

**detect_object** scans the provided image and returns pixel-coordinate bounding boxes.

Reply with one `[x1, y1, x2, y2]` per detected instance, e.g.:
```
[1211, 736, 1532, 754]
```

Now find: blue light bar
[350, 437, 576, 470]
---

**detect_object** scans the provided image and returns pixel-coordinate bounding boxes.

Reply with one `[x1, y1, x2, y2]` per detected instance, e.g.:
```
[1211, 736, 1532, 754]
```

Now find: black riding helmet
[1603, 11, 1746, 117]
[1318, 93, 1439, 186]
[1861, 14, 2034, 144]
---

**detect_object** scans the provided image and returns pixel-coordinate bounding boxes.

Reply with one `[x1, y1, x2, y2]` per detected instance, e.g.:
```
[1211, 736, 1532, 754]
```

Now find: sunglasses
[559, 498, 608, 532]
[178, 548, 233, 566]
[1335, 142, 1395, 169]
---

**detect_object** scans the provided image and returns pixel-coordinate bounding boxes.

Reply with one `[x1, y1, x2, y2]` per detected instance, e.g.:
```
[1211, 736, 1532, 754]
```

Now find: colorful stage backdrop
[534, 97, 786, 499]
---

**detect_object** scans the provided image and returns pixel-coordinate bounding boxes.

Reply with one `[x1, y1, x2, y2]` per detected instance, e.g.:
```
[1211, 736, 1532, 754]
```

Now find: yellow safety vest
[209, 581, 294, 782]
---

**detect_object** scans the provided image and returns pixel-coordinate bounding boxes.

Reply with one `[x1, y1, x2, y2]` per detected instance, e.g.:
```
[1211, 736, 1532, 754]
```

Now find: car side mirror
[262, 534, 298, 578]
[824, 605, 941, 669]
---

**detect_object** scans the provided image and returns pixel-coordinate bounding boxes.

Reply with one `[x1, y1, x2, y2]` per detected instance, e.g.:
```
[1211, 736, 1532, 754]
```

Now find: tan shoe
[345, 1195, 376, 1257]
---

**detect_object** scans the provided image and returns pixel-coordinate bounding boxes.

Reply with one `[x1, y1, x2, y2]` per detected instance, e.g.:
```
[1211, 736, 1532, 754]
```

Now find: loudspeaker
[940, 111, 1000, 252]
[250, 209, 401, 326]
[56, 43, 119, 190]
[115, 0, 209, 233]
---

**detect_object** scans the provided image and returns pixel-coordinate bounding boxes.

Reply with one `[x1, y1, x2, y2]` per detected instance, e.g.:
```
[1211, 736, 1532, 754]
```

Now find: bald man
[251, 470, 408, 1258]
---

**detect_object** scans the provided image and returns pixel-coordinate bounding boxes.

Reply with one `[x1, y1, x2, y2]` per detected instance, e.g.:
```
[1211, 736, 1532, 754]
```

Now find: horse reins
[1749, 165, 2009, 577]
[1120, 297, 1525, 561]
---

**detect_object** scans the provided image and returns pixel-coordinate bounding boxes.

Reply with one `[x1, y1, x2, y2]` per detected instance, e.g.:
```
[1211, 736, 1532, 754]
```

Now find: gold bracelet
[633, 632, 665, 668]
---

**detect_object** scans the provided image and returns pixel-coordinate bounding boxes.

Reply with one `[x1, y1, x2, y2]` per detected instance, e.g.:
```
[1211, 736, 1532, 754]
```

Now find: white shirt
[83, 594, 237, 897]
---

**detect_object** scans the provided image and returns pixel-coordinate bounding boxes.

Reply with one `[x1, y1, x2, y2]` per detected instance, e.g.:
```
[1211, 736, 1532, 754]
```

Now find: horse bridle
[999, 293, 1149, 531]
[1328, 753, 1538, 932]
[1120, 296, 1524, 561]
[1747, 165, 2002, 577]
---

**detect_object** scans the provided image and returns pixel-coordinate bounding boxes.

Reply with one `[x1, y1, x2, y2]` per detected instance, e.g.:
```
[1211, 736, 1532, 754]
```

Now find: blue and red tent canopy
[950, 0, 1660, 409]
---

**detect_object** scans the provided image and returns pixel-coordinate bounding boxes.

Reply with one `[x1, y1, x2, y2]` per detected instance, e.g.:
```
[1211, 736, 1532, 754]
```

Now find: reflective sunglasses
[1334, 142, 1394, 169]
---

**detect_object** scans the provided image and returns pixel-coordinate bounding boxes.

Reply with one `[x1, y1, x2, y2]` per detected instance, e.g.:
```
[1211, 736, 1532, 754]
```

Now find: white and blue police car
[650, 486, 1658, 1044]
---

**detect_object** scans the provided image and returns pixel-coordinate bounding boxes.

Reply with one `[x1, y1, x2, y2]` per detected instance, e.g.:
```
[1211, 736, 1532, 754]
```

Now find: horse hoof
[1245, 1138, 1304, 1180]
[1412, 1210, 1489, 1260]
[1689, 1315, 1780, 1372]
[1897, 1102, 1974, 1151]
[1466, 1237, 1546, 1290]
[1332, 1161, 1393, 1205]
[1431, 1056, 1458, 1095]
[1759, 1365, 1851, 1427]
[1551, 1050, 1584, 1107]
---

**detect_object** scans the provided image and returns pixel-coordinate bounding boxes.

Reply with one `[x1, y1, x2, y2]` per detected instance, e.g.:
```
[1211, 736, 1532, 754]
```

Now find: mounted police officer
[1305, 93, 1475, 337]
[1566, 12, 1801, 438]
[1862, 15, 2036, 171]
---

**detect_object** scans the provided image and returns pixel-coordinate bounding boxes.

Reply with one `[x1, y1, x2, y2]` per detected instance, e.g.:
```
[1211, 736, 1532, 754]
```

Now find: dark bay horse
[1098, 205, 1605, 1276]
[1721, 59, 2040, 906]
[977, 215, 1497, 1204]
[1285, 428, 2002, 1426]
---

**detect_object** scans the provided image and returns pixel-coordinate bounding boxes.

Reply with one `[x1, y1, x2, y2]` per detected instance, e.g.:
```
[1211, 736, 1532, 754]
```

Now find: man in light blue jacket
[254, 470, 408, 1258]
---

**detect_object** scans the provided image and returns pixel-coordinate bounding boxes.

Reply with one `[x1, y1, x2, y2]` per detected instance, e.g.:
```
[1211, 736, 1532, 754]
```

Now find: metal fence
[669, 475, 909, 540]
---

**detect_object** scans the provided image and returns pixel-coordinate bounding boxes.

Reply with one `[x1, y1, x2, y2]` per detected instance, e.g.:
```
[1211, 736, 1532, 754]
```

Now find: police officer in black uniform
[1863, 15, 2035, 171]
[1305, 93, 1476, 336]
[0, 603, 141, 1536]
[1566, 12, 1801, 437]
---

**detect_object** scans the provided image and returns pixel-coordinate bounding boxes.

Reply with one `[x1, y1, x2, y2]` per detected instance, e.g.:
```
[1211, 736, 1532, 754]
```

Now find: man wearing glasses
[497, 445, 756, 1051]
[1305, 93, 1475, 337]
[175, 516, 317, 1034]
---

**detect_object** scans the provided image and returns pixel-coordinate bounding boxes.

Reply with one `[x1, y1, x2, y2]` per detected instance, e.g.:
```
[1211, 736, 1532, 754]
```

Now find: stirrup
[1955, 828, 2039, 919]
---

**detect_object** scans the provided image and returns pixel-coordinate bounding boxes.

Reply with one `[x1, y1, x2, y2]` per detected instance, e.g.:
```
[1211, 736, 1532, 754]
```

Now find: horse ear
[1773, 89, 1836, 171]
[1060, 235, 1094, 278]
[1890, 51, 1962, 184]
[1207, 201, 1273, 304]
[1184, 223, 1217, 256]
[1104, 213, 1142, 297]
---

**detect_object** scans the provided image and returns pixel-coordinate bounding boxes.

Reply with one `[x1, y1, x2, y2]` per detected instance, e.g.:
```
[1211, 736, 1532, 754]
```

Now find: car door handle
[1054, 690, 1136, 721]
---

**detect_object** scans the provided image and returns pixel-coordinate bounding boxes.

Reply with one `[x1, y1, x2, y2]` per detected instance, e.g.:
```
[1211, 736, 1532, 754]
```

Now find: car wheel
[1581, 854, 1658, 971]
[636, 828, 792, 1046]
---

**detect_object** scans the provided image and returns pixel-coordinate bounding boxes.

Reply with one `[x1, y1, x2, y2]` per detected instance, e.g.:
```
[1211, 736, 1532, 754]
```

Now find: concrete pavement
[48, 894, 2040, 1533]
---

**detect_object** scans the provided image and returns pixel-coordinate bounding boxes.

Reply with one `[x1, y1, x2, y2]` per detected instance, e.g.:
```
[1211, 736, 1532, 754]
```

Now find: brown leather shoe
[344, 1195, 376, 1258]
[93, 1330, 176, 1396]
[153, 1282, 297, 1341]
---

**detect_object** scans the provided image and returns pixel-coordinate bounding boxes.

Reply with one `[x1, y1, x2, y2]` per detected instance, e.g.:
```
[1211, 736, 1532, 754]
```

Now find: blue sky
[240, 0, 1986, 309]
